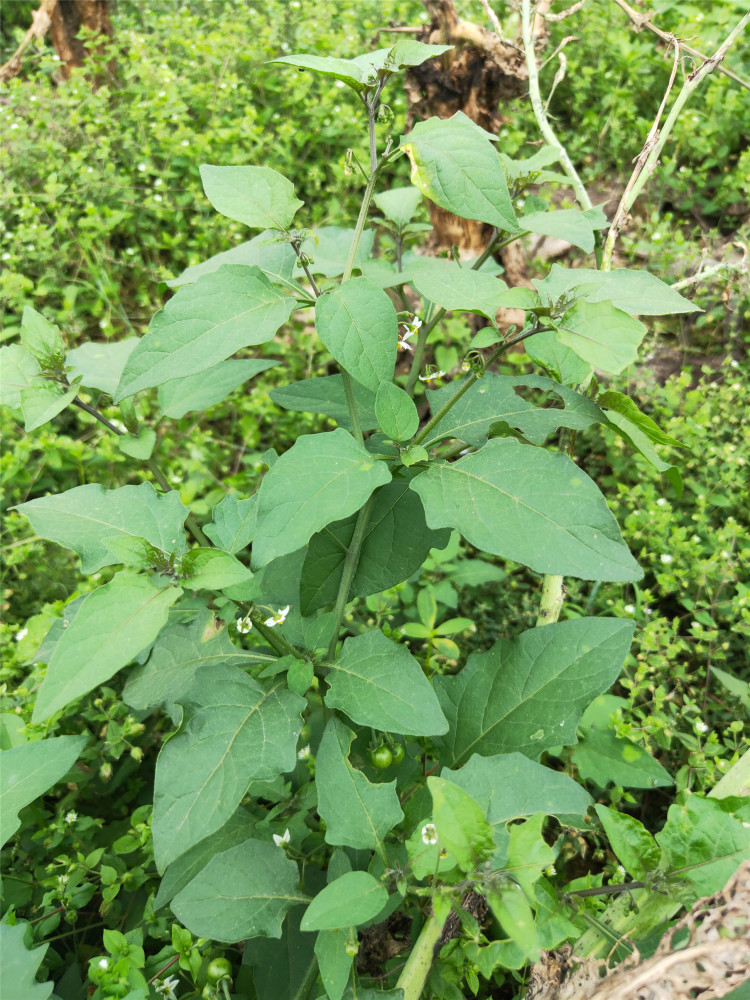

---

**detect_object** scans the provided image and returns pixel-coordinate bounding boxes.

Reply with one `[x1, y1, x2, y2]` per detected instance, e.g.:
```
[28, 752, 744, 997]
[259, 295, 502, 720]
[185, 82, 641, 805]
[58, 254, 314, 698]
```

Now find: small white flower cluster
[236, 605, 291, 634]
[64, 810, 78, 825]
[398, 315, 421, 352]
[695, 720, 709, 734]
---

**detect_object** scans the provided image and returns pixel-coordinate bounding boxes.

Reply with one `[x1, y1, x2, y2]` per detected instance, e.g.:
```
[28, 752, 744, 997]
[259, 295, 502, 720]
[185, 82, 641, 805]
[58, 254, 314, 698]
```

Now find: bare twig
[543, 0, 586, 23]
[0, 0, 56, 83]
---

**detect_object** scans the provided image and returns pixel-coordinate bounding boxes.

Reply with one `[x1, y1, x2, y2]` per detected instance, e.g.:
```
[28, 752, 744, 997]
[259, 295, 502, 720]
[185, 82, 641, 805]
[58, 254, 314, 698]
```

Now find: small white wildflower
[544, 864, 556, 877]
[297, 745, 311, 760]
[153, 194, 163, 202]
[421, 823, 439, 846]
[264, 605, 290, 627]
[623, 604, 635, 615]
[64, 810, 78, 824]
[15, 627, 28, 642]
[181, 139, 190, 146]
[616, 864, 626, 877]
[397, 329, 415, 352]
[419, 370, 446, 384]
[98, 957, 109, 971]
[656, 498, 667, 507]
[720, 550, 730, 560]
[644, 608, 653, 616]
[273, 828, 291, 847]
[236, 615, 253, 634]
[137, 162, 147, 171]
[695, 720, 709, 734]
[155, 975, 180, 999]
[692, 535, 701, 543]
[729, 358, 739, 368]
[660, 554, 673, 564]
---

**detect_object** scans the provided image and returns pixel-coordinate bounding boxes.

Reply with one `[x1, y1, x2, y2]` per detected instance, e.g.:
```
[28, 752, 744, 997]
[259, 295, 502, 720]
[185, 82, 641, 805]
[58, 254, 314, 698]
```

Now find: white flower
[616, 864, 626, 877]
[264, 605, 290, 627]
[297, 745, 311, 760]
[623, 604, 635, 615]
[98, 958, 109, 970]
[544, 864, 556, 877]
[720, 550, 730, 560]
[397, 329, 416, 352]
[64, 810, 78, 824]
[155, 976, 180, 1000]
[695, 720, 709, 734]
[15, 627, 28, 642]
[236, 615, 253, 634]
[273, 828, 291, 847]
[656, 498, 667, 507]
[421, 823, 439, 846]
[660, 554, 673, 564]
[692, 535, 701, 543]
[419, 370, 446, 384]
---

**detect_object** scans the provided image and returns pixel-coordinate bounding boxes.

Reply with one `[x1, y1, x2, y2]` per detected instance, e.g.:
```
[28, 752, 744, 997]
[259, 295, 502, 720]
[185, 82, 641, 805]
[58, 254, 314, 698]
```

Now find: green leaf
[520, 208, 600, 253]
[428, 776, 495, 872]
[572, 728, 673, 789]
[171, 838, 306, 941]
[601, 408, 684, 497]
[181, 548, 253, 591]
[434, 618, 635, 767]
[15, 482, 189, 573]
[200, 164, 303, 230]
[167, 230, 298, 289]
[554, 300, 647, 375]
[710, 667, 750, 714]
[315, 928, 354, 1000]
[66, 338, 139, 396]
[356, 39, 452, 73]
[115, 265, 296, 400]
[300, 475, 450, 614]
[118, 427, 156, 460]
[20, 306, 65, 367]
[300, 872, 388, 931]
[441, 752, 593, 831]
[301, 226, 375, 278]
[506, 813, 555, 896]
[1, 734, 88, 846]
[375, 381, 419, 441]
[157, 359, 278, 418]
[154, 807, 256, 909]
[411, 438, 642, 581]
[421, 373, 603, 449]
[270, 53, 368, 93]
[656, 795, 750, 898]
[21, 377, 81, 432]
[316, 718, 403, 854]
[373, 186, 422, 227]
[0, 345, 40, 409]
[525, 328, 593, 386]
[204, 495, 257, 554]
[585, 267, 702, 315]
[249, 901, 320, 1000]
[595, 805, 662, 882]
[32, 573, 182, 723]
[270, 375, 378, 433]
[0, 921, 53, 1000]
[597, 391, 684, 449]
[403, 258, 508, 321]
[124, 611, 273, 713]
[325, 630, 448, 736]
[252, 429, 391, 568]
[152, 667, 304, 870]
[486, 887, 540, 963]
[315, 277, 398, 392]
[401, 113, 516, 231]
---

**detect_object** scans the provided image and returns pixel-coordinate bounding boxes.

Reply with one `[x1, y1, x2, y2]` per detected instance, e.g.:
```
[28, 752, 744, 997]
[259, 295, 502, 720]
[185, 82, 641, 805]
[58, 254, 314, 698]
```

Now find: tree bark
[48, 0, 115, 84]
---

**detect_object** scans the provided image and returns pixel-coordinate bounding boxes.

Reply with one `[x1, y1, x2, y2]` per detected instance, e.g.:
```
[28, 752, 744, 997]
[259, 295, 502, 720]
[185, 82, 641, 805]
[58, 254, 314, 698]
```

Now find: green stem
[251, 615, 304, 659]
[325, 494, 376, 660]
[395, 914, 442, 1000]
[535, 575, 564, 627]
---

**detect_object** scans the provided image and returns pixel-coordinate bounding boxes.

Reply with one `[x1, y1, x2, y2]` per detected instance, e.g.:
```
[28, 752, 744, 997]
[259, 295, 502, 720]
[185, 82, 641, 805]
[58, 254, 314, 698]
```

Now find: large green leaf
[410, 438, 642, 581]
[373, 186, 423, 227]
[421, 373, 603, 448]
[402, 258, 508, 320]
[15, 482, 188, 573]
[316, 718, 403, 854]
[154, 807, 256, 908]
[181, 548, 253, 591]
[597, 391, 684, 449]
[115, 265, 296, 400]
[315, 277, 398, 392]
[252, 429, 391, 568]
[554, 300, 647, 374]
[441, 752, 594, 830]
[1, 734, 88, 846]
[167, 230, 298, 289]
[21, 378, 81, 432]
[269, 375, 378, 433]
[533, 263, 700, 316]
[325, 630, 448, 736]
[152, 666, 304, 870]
[400, 113, 516, 231]
[66, 338, 139, 396]
[158, 359, 278, 418]
[200, 164, 303, 230]
[171, 838, 306, 941]
[124, 611, 272, 713]
[300, 871, 388, 931]
[0, 922, 53, 1000]
[434, 618, 635, 766]
[249, 901, 320, 1000]
[315, 928, 354, 1000]
[525, 328, 593, 386]
[595, 805, 662, 883]
[354, 39, 452, 73]
[519, 208, 600, 253]
[270, 53, 370, 92]
[656, 795, 750, 898]
[375, 381, 419, 441]
[0, 344, 40, 409]
[32, 573, 182, 723]
[204, 494, 257, 554]
[301, 226, 375, 278]
[300, 474, 450, 614]
[572, 728, 673, 789]
[20, 306, 65, 367]
[428, 776, 495, 873]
